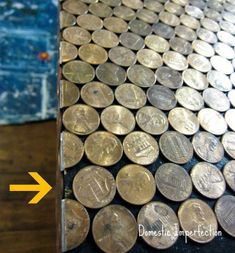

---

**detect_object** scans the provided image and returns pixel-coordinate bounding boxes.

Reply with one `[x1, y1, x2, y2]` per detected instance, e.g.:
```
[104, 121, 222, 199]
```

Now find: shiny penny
[175, 25, 197, 41]
[210, 55, 234, 75]
[137, 49, 162, 69]
[60, 41, 77, 63]
[192, 40, 215, 57]
[207, 70, 232, 92]
[223, 161, 235, 192]
[228, 90, 235, 107]
[197, 28, 218, 44]
[222, 132, 235, 159]
[225, 109, 235, 131]
[60, 10, 76, 28]
[60, 80, 80, 108]
[145, 35, 170, 53]
[188, 53, 212, 73]
[163, 51, 188, 71]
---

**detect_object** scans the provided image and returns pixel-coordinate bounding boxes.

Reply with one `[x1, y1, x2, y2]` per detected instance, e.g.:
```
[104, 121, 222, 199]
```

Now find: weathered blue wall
[0, 0, 59, 124]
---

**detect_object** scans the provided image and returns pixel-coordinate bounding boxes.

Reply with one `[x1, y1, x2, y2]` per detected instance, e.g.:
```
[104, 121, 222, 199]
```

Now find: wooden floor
[0, 121, 57, 253]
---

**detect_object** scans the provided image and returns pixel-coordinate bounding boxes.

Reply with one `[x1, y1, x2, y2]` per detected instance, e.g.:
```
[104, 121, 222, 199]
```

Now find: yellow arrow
[9, 172, 52, 204]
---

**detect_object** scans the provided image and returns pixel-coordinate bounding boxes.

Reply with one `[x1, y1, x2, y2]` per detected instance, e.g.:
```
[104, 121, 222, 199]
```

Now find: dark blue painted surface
[0, 0, 59, 124]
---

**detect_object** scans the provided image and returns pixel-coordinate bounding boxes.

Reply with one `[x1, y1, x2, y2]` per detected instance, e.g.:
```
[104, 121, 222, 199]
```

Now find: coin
[217, 30, 235, 46]
[96, 62, 126, 86]
[185, 4, 204, 19]
[155, 163, 192, 202]
[129, 19, 152, 36]
[169, 37, 192, 55]
[172, 0, 188, 6]
[101, 105, 135, 135]
[198, 108, 227, 135]
[85, 131, 123, 166]
[215, 195, 235, 237]
[159, 11, 180, 26]
[60, 10, 76, 29]
[225, 109, 235, 131]
[101, 0, 121, 6]
[136, 8, 159, 23]
[175, 87, 204, 111]
[127, 64, 156, 88]
[153, 22, 175, 39]
[147, 85, 177, 111]
[159, 131, 193, 164]
[122, 0, 143, 9]
[60, 41, 77, 63]
[178, 199, 218, 243]
[136, 106, 168, 135]
[119, 32, 144, 50]
[123, 131, 159, 165]
[81, 82, 114, 108]
[175, 25, 197, 41]
[77, 14, 103, 31]
[156, 66, 183, 89]
[60, 80, 80, 108]
[183, 68, 208, 90]
[188, 0, 206, 9]
[197, 28, 218, 44]
[137, 49, 163, 69]
[165, 1, 184, 15]
[188, 54, 212, 73]
[222, 132, 235, 159]
[144, 0, 163, 13]
[104, 17, 128, 33]
[210, 56, 234, 75]
[73, 165, 116, 208]
[192, 40, 215, 57]
[207, 70, 232, 92]
[228, 90, 235, 107]
[145, 35, 170, 53]
[163, 51, 188, 71]
[113, 5, 136, 20]
[223, 11, 235, 24]
[223, 161, 235, 192]
[109, 46, 136, 67]
[92, 29, 119, 48]
[230, 72, 235, 86]
[62, 104, 100, 135]
[204, 8, 221, 21]
[220, 20, 235, 34]
[180, 14, 200, 29]
[62, 26, 91, 45]
[62, 199, 90, 252]
[137, 201, 179, 249]
[62, 0, 88, 15]
[201, 17, 220, 32]
[89, 2, 112, 18]
[115, 83, 146, 109]
[116, 164, 155, 205]
[62, 60, 95, 84]
[214, 42, 235, 59]
[92, 205, 137, 253]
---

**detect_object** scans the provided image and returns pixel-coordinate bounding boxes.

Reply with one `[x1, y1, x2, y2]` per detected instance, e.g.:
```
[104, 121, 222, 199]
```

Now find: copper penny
[103, 17, 128, 33]
[62, 0, 88, 15]
[77, 14, 103, 31]
[60, 10, 76, 29]
[60, 80, 80, 108]
[92, 29, 119, 48]
[62, 26, 91, 45]
[108, 46, 136, 67]
[60, 41, 77, 63]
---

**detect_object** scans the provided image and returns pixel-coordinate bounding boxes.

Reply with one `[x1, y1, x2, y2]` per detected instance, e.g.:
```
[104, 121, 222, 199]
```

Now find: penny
[62, 0, 88, 15]
[116, 164, 155, 205]
[210, 56, 234, 75]
[223, 161, 235, 191]
[136, 106, 168, 135]
[159, 131, 193, 164]
[77, 14, 103, 31]
[119, 32, 144, 50]
[104, 17, 128, 33]
[136, 8, 159, 24]
[101, 105, 135, 135]
[62, 26, 91, 45]
[129, 19, 152, 36]
[62, 199, 90, 252]
[81, 82, 114, 108]
[159, 11, 180, 27]
[73, 165, 116, 208]
[163, 51, 188, 71]
[123, 131, 159, 165]
[156, 67, 183, 89]
[222, 132, 235, 159]
[220, 20, 235, 34]
[188, 0, 206, 9]
[183, 69, 208, 90]
[113, 5, 136, 20]
[185, 5, 204, 18]
[188, 54, 212, 73]
[215, 195, 235, 237]
[228, 90, 235, 107]
[92, 205, 137, 253]
[122, 0, 143, 9]
[214, 42, 235, 59]
[100, 0, 121, 6]
[144, 0, 163, 13]
[60, 80, 80, 108]
[85, 131, 123, 166]
[192, 40, 215, 57]
[96, 62, 126, 86]
[178, 199, 218, 243]
[172, 0, 187, 5]
[230, 73, 235, 86]
[145, 35, 169, 53]
[89, 2, 112, 18]
[62, 60, 95, 84]
[62, 104, 100, 135]
[137, 49, 163, 69]
[127, 64, 156, 88]
[168, 107, 199, 135]
[152, 22, 175, 39]
[225, 109, 235, 131]
[204, 9, 221, 21]
[217, 31, 235, 46]
[115, 83, 146, 109]
[207, 70, 232, 92]
[147, 85, 177, 111]
[138, 202, 179, 249]
[165, 1, 184, 15]
[207, 1, 223, 12]
[109, 46, 136, 67]
[175, 25, 197, 41]
[180, 14, 200, 30]
[198, 108, 227, 135]
[203, 88, 230, 112]
[92, 29, 119, 48]
[60, 41, 77, 63]
[223, 11, 235, 24]
[201, 18, 220, 32]
[60, 10, 76, 29]
[169, 37, 192, 55]
[197, 28, 218, 44]
[191, 162, 226, 199]
[192, 131, 224, 163]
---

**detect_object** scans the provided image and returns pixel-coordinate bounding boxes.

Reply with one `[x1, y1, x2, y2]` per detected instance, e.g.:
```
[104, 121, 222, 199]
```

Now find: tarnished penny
[159, 11, 180, 26]
[153, 22, 175, 39]
[129, 19, 152, 36]
[136, 8, 159, 23]
[92, 29, 119, 48]
[163, 51, 188, 71]
[84, 131, 123, 166]
[115, 83, 146, 109]
[223, 161, 235, 192]
[101, 105, 135, 135]
[147, 85, 177, 111]
[136, 106, 168, 135]
[81, 82, 114, 108]
[191, 162, 226, 199]
[60, 41, 77, 63]
[119, 32, 144, 50]
[77, 14, 103, 31]
[62, 104, 100, 135]
[228, 90, 235, 107]
[198, 108, 227, 135]
[192, 132, 224, 163]
[222, 132, 235, 159]
[73, 165, 116, 208]
[207, 70, 232, 92]
[175, 25, 197, 41]
[145, 35, 170, 53]
[168, 107, 199, 135]
[116, 164, 155, 205]
[62, 26, 91, 45]
[137, 49, 163, 69]
[138, 202, 179, 249]
[123, 131, 159, 165]
[225, 109, 235, 131]
[109, 46, 136, 67]
[60, 80, 80, 108]
[89, 2, 112, 17]
[214, 42, 235, 59]
[92, 205, 137, 253]
[62, 0, 88, 15]
[113, 5, 136, 20]
[62, 199, 90, 252]
[159, 131, 193, 164]
[104, 17, 128, 33]
[210, 55, 234, 75]
[169, 37, 192, 55]
[192, 40, 215, 57]
[178, 199, 218, 243]
[215, 195, 235, 238]
[188, 54, 212, 73]
[155, 163, 192, 202]
[197, 28, 218, 44]
[61, 131, 84, 169]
